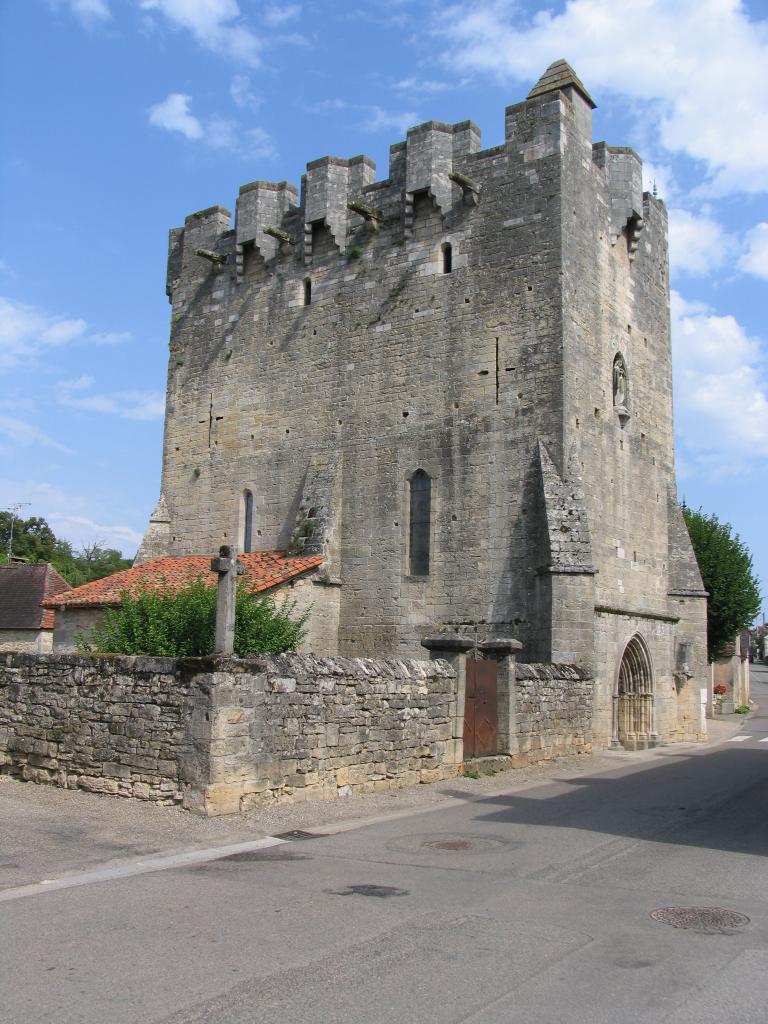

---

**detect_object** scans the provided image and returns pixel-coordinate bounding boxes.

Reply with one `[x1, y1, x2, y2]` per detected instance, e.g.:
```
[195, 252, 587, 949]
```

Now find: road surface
[1, 667, 767, 1023]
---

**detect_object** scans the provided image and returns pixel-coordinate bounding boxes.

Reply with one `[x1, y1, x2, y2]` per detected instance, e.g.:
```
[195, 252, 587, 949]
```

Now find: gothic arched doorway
[613, 635, 656, 748]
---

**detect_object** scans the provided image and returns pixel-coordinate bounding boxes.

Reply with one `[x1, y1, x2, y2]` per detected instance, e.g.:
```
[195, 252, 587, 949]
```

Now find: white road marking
[0, 835, 288, 904]
[759, 736, 768, 743]
[728, 736, 752, 742]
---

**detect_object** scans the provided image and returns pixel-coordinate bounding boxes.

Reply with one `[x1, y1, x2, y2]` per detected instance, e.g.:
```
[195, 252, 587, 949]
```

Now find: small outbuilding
[0, 560, 71, 653]
[42, 551, 331, 652]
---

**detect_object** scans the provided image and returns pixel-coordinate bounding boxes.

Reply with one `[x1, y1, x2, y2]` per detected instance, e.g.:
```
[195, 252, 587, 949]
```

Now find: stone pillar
[421, 634, 474, 766]
[478, 638, 522, 757]
[210, 545, 244, 655]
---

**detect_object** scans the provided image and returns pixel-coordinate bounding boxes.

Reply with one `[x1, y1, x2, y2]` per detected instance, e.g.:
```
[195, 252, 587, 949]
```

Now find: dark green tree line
[682, 505, 762, 661]
[0, 512, 132, 585]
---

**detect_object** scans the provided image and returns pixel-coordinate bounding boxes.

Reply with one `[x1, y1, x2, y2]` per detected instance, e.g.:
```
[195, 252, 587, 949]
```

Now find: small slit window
[441, 242, 452, 274]
[409, 470, 431, 576]
[243, 490, 254, 553]
[303, 278, 312, 305]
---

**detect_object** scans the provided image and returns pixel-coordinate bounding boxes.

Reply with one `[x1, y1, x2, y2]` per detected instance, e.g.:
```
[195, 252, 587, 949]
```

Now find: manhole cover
[426, 839, 473, 851]
[650, 907, 750, 933]
[385, 833, 511, 856]
[326, 884, 409, 899]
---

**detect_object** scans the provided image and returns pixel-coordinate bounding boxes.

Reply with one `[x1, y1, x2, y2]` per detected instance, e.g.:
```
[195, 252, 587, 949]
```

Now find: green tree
[0, 512, 56, 563]
[53, 540, 132, 586]
[682, 505, 762, 661]
[77, 575, 308, 657]
[0, 513, 131, 584]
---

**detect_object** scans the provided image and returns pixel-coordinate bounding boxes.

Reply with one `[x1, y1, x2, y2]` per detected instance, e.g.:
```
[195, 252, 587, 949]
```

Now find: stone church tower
[139, 61, 708, 747]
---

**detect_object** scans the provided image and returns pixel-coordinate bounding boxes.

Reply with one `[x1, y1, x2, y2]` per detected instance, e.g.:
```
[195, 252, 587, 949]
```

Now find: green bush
[77, 575, 308, 657]
[734, 705, 751, 715]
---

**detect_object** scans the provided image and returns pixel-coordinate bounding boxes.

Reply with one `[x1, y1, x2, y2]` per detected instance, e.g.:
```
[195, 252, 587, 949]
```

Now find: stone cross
[210, 544, 244, 655]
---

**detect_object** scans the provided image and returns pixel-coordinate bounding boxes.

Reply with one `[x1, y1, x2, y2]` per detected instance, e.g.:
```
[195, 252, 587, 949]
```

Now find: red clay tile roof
[42, 552, 324, 609]
[0, 562, 71, 630]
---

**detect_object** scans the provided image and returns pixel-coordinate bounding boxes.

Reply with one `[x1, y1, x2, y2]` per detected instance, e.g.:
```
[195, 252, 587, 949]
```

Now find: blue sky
[1, 0, 766, 614]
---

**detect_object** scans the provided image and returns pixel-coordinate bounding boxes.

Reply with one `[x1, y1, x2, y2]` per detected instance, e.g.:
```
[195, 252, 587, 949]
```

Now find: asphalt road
[2, 668, 767, 1024]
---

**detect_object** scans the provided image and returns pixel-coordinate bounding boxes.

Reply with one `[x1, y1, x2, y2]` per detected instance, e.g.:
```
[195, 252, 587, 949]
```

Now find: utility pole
[5, 502, 30, 560]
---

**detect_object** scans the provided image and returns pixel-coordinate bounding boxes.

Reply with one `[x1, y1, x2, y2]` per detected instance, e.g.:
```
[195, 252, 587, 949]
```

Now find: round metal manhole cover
[650, 907, 750, 933]
[385, 833, 513, 856]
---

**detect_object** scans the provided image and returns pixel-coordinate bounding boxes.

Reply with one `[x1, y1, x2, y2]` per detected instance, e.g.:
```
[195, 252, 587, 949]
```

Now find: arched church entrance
[614, 634, 656, 749]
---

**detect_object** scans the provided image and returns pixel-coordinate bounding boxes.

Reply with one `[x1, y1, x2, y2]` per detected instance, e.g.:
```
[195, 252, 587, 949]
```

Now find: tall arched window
[441, 242, 452, 274]
[409, 470, 431, 576]
[243, 490, 254, 553]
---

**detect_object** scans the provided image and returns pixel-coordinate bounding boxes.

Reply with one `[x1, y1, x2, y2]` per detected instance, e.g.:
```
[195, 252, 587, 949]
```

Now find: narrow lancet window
[303, 278, 312, 305]
[441, 242, 452, 274]
[409, 470, 431, 576]
[243, 490, 254, 553]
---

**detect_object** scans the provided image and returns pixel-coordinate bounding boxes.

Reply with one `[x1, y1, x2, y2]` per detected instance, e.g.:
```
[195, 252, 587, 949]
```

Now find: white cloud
[641, 162, 677, 204]
[306, 99, 419, 136]
[672, 290, 768, 463]
[0, 296, 129, 370]
[206, 115, 239, 150]
[740, 222, 768, 280]
[362, 106, 420, 135]
[243, 126, 277, 159]
[148, 92, 276, 156]
[139, 0, 263, 66]
[148, 93, 203, 140]
[436, 0, 768, 196]
[46, 513, 143, 553]
[0, 416, 73, 454]
[262, 3, 301, 26]
[58, 374, 94, 391]
[667, 208, 736, 277]
[393, 76, 451, 95]
[0, 478, 143, 557]
[57, 378, 165, 421]
[55, 0, 111, 27]
[229, 74, 262, 110]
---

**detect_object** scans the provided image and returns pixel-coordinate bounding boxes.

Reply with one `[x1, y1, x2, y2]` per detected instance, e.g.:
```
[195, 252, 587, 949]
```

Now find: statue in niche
[613, 356, 628, 409]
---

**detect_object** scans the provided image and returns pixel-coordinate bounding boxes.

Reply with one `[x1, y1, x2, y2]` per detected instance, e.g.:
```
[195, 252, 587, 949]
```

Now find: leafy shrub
[734, 705, 751, 714]
[77, 574, 308, 657]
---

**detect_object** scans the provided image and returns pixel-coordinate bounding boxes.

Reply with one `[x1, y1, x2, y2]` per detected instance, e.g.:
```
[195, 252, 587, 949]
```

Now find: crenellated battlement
[164, 59, 652, 300]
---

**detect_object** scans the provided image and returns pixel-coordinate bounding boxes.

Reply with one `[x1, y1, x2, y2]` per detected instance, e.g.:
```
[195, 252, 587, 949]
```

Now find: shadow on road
[441, 747, 768, 857]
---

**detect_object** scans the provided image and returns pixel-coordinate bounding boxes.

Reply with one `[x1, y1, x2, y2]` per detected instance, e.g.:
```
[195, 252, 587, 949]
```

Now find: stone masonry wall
[0, 652, 460, 814]
[513, 663, 592, 764]
[204, 652, 459, 814]
[0, 653, 209, 803]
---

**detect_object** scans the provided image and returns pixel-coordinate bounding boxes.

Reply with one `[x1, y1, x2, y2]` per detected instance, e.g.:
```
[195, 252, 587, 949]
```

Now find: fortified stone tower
[139, 61, 708, 747]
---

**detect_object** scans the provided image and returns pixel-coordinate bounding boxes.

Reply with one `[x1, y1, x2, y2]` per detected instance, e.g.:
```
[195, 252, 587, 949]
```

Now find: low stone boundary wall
[0, 652, 460, 814]
[0, 653, 208, 804]
[512, 663, 593, 764]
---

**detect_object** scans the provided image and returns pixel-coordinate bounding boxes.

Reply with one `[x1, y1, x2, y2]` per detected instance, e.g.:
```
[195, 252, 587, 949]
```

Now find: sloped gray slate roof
[0, 562, 70, 630]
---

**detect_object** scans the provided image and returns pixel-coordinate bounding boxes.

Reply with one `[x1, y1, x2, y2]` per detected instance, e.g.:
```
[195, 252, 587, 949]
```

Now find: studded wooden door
[464, 658, 498, 758]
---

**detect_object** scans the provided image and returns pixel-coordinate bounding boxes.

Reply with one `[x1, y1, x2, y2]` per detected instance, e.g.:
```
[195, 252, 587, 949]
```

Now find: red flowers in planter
[713, 684, 727, 696]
